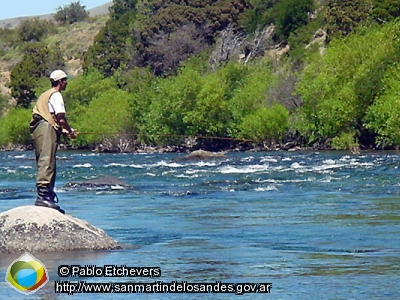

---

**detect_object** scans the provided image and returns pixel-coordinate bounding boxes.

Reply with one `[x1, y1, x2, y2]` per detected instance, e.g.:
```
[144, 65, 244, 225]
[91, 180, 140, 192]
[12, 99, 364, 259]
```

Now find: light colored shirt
[48, 91, 66, 114]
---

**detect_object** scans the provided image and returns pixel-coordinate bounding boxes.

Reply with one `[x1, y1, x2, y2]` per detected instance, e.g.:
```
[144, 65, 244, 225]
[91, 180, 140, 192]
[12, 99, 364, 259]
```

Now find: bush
[295, 21, 400, 144]
[274, 0, 315, 41]
[239, 0, 279, 33]
[10, 42, 65, 108]
[238, 104, 289, 143]
[331, 132, 359, 150]
[72, 88, 132, 147]
[324, 0, 372, 40]
[54, 1, 89, 24]
[63, 71, 115, 106]
[16, 18, 55, 42]
[142, 67, 203, 144]
[371, 0, 400, 23]
[0, 108, 31, 146]
[0, 94, 9, 115]
[364, 63, 400, 148]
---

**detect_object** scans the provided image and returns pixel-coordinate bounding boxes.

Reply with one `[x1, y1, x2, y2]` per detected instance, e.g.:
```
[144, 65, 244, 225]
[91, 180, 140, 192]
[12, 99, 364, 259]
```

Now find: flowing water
[0, 150, 399, 299]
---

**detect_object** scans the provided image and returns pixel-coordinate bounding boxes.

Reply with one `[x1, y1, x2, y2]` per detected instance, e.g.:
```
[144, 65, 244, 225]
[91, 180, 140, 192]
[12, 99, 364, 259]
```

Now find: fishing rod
[76, 132, 254, 143]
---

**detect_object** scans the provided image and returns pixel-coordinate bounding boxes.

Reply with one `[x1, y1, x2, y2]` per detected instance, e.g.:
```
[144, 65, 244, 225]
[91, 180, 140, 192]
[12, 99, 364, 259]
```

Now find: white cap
[50, 70, 70, 81]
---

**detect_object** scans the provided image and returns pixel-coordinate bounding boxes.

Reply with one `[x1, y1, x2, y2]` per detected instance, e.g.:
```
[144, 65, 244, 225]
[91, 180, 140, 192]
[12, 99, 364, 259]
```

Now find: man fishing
[30, 70, 78, 214]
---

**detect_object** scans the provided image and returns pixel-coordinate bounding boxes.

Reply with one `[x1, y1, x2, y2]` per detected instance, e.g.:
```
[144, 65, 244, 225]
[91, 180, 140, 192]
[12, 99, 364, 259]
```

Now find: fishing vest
[31, 88, 60, 130]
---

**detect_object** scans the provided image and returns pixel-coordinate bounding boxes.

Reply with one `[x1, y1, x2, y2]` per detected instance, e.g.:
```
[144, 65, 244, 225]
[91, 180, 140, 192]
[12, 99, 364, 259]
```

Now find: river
[0, 150, 399, 299]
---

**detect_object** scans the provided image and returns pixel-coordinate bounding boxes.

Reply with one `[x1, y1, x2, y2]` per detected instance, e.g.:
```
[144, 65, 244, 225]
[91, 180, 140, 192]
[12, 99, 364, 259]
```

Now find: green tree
[143, 67, 203, 143]
[295, 21, 400, 146]
[72, 88, 132, 147]
[239, 0, 279, 33]
[83, 0, 138, 76]
[85, 0, 249, 76]
[54, 1, 89, 24]
[185, 72, 230, 137]
[9, 43, 65, 108]
[371, 0, 400, 23]
[324, 0, 372, 40]
[274, 0, 315, 41]
[16, 18, 54, 42]
[238, 104, 289, 143]
[0, 108, 31, 146]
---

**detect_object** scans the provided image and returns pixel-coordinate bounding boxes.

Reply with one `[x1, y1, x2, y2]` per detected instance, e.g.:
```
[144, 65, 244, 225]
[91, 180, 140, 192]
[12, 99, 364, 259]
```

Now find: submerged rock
[0, 206, 121, 253]
[64, 175, 132, 190]
[173, 150, 226, 162]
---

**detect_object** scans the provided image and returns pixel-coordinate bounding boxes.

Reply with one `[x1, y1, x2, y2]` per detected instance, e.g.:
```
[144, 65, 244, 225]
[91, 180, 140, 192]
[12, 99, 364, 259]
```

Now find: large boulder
[0, 206, 121, 253]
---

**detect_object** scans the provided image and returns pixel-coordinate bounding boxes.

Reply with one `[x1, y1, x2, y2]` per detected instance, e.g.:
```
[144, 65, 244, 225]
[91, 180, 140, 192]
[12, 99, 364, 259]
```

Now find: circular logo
[5, 253, 49, 295]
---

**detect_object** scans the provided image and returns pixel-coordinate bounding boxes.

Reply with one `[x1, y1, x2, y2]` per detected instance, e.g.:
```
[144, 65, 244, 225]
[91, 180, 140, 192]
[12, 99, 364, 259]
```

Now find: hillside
[0, 2, 112, 28]
[0, 2, 112, 99]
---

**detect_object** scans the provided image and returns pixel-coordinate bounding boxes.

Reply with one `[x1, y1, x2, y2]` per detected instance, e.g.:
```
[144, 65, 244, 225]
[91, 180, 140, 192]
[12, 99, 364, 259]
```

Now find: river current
[0, 150, 399, 299]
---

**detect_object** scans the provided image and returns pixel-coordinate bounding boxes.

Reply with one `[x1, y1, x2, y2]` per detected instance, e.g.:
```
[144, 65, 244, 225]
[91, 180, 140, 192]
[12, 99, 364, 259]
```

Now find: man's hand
[62, 128, 69, 136]
[69, 129, 78, 139]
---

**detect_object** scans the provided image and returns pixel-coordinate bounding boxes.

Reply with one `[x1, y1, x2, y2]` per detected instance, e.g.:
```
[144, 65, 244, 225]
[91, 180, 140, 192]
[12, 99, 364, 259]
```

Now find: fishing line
[76, 132, 253, 143]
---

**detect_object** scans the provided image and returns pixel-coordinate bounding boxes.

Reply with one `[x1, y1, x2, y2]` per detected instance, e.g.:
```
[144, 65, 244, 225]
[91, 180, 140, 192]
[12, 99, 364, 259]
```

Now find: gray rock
[173, 150, 226, 162]
[64, 175, 132, 190]
[0, 206, 121, 253]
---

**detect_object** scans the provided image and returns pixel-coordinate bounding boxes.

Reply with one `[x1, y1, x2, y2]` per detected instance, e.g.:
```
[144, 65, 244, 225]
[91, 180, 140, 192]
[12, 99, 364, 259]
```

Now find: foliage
[0, 93, 9, 115]
[15, 18, 55, 42]
[265, 58, 303, 111]
[62, 70, 116, 109]
[331, 131, 359, 150]
[184, 72, 230, 136]
[124, 59, 284, 147]
[296, 21, 400, 146]
[54, 1, 89, 25]
[239, 0, 279, 33]
[0, 27, 16, 49]
[324, 0, 372, 40]
[0, 108, 31, 146]
[109, 0, 139, 17]
[364, 63, 400, 148]
[7, 0, 400, 151]
[85, 0, 248, 76]
[226, 60, 274, 136]
[273, 0, 315, 41]
[371, 0, 400, 23]
[287, 13, 324, 66]
[83, 0, 138, 77]
[133, 0, 249, 75]
[9, 43, 65, 108]
[114, 66, 156, 94]
[238, 104, 289, 143]
[141, 66, 203, 144]
[71, 88, 132, 147]
[142, 23, 211, 76]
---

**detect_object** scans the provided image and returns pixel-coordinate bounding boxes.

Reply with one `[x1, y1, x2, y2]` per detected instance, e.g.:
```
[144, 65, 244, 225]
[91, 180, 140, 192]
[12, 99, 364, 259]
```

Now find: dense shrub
[9, 42, 65, 108]
[238, 104, 289, 143]
[0, 108, 31, 146]
[16, 18, 55, 42]
[54, 1, 89, 24]
[364, 63, 400, 148]
[371, 0, 400, 23]
[71, 88, 132, 147]
[324, 0, 372, 40]
[273, 0, 315, 41]
[295, 21, 400, 147]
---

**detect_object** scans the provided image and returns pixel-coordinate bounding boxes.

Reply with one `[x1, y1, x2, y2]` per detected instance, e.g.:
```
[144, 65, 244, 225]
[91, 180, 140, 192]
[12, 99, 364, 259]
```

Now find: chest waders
[30, 114, 64, 214]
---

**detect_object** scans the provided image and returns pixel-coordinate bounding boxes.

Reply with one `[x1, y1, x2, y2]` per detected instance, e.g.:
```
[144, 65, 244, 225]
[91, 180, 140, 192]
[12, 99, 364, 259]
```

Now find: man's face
[60, 78, 68, 90]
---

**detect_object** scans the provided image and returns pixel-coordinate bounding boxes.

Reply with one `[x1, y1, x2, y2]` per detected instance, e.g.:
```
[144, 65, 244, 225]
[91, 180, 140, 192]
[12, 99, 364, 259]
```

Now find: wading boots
[35, 187, 65, 214]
